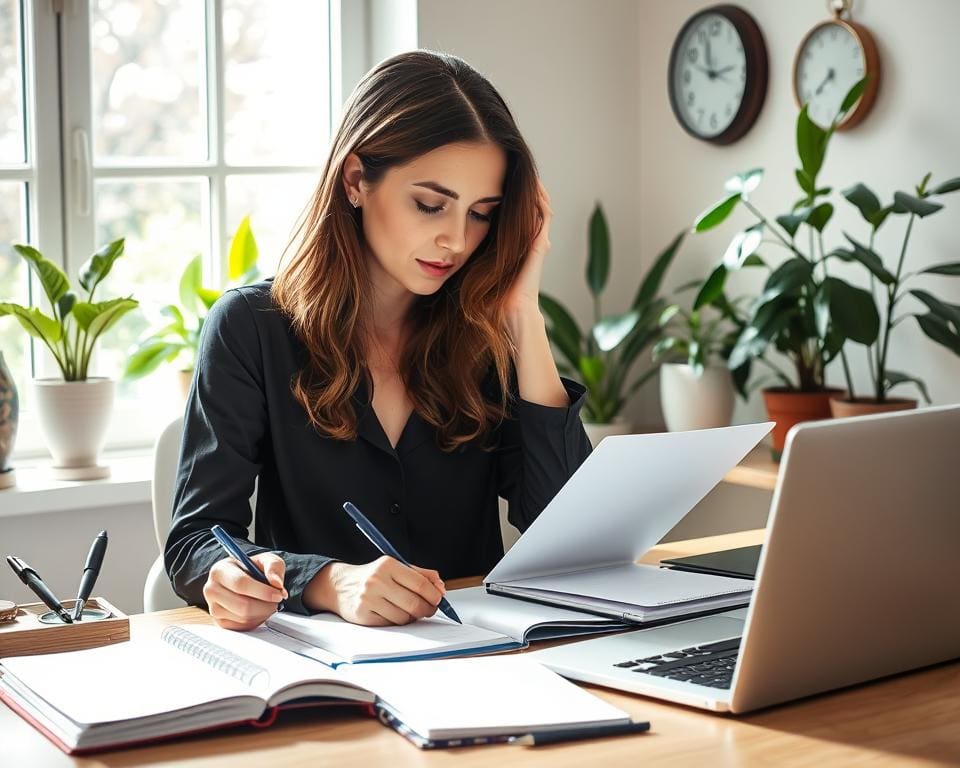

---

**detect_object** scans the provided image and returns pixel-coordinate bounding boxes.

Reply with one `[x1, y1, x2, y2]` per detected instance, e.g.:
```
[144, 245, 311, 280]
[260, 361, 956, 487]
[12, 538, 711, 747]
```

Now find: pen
[507, 719, 651, 746]
[210, 525, 285, 612]
[342, 501, 462, 624]
[73, 530, 108, 621]
[6, 555, 74, 624]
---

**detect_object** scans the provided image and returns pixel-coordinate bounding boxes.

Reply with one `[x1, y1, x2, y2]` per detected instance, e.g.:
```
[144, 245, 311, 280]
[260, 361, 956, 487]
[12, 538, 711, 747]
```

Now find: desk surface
[5, 530, 960, 767]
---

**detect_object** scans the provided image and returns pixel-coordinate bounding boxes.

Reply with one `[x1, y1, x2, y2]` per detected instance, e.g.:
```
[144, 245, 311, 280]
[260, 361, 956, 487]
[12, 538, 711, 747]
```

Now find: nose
[436, 215, 467, 255]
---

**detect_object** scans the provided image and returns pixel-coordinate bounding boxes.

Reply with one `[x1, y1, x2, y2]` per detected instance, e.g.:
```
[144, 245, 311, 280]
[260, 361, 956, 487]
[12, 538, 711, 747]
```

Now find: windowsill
[0, 451, 153, 517]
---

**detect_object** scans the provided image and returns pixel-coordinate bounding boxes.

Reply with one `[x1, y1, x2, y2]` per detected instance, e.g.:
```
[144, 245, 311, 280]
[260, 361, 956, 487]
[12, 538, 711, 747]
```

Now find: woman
[165, 50, 592, 631]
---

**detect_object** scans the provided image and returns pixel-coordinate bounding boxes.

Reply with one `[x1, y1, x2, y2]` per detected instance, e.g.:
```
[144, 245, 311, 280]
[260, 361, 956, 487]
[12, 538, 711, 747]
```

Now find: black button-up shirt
[164, 281, 592, 614]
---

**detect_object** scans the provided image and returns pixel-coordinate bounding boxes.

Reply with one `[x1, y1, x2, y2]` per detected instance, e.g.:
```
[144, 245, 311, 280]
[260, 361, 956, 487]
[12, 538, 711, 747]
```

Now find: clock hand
[714, 65, 735, 76]
[706, 37, 713, 69]
[814, 67, 836, 96]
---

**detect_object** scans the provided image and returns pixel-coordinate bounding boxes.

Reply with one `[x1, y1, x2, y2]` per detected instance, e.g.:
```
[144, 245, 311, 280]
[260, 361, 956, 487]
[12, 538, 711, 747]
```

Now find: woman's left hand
[503, 178, 552, 320]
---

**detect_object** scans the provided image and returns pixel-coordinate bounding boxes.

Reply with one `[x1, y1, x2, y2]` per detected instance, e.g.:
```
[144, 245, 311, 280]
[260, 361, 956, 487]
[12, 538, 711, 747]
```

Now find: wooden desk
[722, 446, 779, 491]
[5, 530, 960, 767]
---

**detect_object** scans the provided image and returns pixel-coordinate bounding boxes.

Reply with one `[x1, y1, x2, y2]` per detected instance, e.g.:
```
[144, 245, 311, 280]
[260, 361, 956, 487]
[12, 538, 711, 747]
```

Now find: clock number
[710, 113, 718, 130]
[686, 47, 699, 63]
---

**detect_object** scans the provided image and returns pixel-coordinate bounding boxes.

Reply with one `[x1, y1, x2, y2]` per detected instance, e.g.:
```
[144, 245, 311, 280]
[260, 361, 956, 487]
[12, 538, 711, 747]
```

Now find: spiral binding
[161, 626, 268, 686]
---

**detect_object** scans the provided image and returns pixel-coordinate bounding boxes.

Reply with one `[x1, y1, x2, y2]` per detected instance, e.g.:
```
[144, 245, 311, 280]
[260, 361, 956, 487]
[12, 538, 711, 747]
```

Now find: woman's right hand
[305, 557, 446, 626]
[203, 553, 288, 631]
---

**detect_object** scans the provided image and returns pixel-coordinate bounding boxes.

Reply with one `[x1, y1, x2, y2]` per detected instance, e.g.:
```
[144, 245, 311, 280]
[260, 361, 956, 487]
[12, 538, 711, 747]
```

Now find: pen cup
[0, 597, 129, 658]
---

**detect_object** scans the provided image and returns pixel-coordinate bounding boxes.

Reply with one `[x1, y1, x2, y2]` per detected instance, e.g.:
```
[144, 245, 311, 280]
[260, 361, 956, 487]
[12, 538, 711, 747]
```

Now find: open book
[483, 423, 772, 622]
[0, 623, 629, 754]
[264, 586, 630, 665]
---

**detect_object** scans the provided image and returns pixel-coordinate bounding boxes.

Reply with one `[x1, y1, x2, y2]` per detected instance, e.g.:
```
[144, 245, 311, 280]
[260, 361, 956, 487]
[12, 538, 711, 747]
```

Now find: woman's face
[348, 141, 506, 299]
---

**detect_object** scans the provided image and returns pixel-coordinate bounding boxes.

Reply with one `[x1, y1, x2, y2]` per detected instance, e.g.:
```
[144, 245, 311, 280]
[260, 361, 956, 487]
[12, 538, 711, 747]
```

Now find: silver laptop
[532, 405, 960, 713]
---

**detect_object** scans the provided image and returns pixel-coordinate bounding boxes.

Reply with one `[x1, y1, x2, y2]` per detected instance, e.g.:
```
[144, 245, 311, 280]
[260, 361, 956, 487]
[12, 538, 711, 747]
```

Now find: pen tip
[99, 530, 108, 536]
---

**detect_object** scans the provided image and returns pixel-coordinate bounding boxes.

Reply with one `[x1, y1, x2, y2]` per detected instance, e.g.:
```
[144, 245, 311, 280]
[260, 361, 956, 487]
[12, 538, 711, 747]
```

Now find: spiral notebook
[0, 623, 629, 754]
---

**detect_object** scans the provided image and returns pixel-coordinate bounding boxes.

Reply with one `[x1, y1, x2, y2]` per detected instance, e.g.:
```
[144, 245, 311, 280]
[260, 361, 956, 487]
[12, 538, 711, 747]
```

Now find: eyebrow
[413, 181, 502, 204]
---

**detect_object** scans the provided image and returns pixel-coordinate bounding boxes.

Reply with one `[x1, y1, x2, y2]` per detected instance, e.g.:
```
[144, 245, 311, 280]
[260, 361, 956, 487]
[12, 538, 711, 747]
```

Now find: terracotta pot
[762, 387, 845, 461]
[829, 396, 917, 418]
[582, 417, 632, 448]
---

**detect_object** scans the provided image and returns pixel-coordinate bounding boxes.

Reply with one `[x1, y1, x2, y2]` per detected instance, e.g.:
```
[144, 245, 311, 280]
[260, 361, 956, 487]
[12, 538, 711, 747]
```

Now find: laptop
[531, 405, 960, 713]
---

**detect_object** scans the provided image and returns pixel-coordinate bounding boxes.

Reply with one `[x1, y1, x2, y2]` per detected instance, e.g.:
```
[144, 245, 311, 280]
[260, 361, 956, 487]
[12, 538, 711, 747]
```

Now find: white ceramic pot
[582, 416, 632, 448]
[33, 378, 115, 480]
[659, 363, 734, 432]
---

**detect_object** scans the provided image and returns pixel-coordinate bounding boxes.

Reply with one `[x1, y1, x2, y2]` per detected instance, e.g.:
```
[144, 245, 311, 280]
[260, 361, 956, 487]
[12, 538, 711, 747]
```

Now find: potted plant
[0, 240, 138, 479]
[539, 203, 683, 446]
[828, 172, 960, 416]
[654, 287, 749, 432]
[692, 81, 881, 459]
[0, 349, 18, 489]
[124, 216, 260, 398]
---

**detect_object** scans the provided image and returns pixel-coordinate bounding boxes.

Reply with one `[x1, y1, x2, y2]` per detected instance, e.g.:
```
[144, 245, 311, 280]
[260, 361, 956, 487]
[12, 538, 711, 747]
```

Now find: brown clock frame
[792, 16, 881, 131]
[667, 4, 769, 146]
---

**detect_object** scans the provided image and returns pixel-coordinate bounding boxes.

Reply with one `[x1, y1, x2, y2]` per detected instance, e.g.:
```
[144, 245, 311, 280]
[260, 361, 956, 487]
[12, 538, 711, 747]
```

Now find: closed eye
[415, 200, 493, 223]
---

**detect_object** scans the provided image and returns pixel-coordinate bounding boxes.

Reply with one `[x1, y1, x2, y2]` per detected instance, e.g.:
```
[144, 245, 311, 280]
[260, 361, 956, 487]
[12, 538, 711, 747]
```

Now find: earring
[351, 196, 359, 207]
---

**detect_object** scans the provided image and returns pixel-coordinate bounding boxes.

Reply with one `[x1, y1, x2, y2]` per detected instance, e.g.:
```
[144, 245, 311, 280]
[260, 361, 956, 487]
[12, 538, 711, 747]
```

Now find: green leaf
[693, 193, 741, 233]
[909, 289, 960, 331]
[919, 262, 960, 276]
[78, 239, 125, 296]
[179, 255, 204, 316]
[884, 370, 932, 404]
[806, 202, 833, 232]
[758, 258, 813, 304]
[658, 304, 681, 326]
[57, 291, 77, 320]
[724, 168, 763, 196]
[539, 292, 583, 369]
[593, 310, 641, 352]
[722, 224, 763, 269]
[13, 244, 70, 308]
[652, 336, 682, 361]
[776, 212, 805, 238]
[838, 78, 866, 117]
[196, 287, 222, 310]
[228, 215, 259, 282]
[818, 277, 880, 345]
[578, 355, 606, 392]
[893, 191, 943, 218]
[797, 103, 828, 180]
[842, 183, 882, 224]
[693, 265, 727, 310]
[72, 298, 138, 339]
[794, 168, 814, 196]
[632, 231, 684, 309]
[0, 303, 63, 343]
[586, 204, 610, 297]
[916, 313, 960, 356]
[839, 234, 896, 284]
[931, 177, 960, 195]
[123, 340, 186, 380]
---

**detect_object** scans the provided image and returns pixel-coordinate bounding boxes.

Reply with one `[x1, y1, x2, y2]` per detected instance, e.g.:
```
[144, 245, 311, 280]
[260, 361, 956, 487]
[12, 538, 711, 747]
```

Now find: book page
[266, 612, 517, 663]
[339, 655, 630, 739]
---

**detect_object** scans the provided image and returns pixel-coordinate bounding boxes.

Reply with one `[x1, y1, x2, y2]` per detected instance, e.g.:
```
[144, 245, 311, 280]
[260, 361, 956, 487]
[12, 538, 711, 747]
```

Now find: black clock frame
[667, 4, 769, 145]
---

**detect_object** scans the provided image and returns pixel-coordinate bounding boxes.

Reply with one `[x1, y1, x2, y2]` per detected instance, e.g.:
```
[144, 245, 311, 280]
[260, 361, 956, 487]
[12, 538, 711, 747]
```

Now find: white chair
[142, 416, 187, 612]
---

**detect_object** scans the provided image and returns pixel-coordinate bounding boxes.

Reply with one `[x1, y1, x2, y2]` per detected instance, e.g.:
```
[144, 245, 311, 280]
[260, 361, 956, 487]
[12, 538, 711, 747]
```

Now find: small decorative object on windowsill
[539, 203, 684, 448]
[0, 240, 138, 480]
[0, 350, 19, 490]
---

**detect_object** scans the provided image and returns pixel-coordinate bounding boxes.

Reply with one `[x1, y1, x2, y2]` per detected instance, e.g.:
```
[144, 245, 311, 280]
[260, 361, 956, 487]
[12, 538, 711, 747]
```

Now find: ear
[342, 153, 365, 207]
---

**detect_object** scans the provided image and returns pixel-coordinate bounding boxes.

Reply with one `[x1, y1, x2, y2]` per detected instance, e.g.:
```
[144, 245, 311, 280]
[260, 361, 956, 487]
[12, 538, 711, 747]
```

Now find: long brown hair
[272, 50, 541, 451]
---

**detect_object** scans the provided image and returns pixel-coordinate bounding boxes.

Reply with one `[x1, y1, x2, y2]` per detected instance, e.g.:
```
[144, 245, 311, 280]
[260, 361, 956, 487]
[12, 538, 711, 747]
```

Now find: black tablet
[660, 544, 761, 580]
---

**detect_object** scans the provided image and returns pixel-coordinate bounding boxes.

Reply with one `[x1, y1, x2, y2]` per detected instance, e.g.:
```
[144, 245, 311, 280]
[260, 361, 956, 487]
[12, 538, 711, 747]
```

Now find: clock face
[795, 22, 866, 128]
[670, 12, 749, 139]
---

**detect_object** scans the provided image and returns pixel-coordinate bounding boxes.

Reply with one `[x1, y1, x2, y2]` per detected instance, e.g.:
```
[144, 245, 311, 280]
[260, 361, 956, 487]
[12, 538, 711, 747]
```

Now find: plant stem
[741, 200, 804, 258]
[878, 213, 916, 403]
[819, 231, 854, 398]
[757, 356, 793, 387]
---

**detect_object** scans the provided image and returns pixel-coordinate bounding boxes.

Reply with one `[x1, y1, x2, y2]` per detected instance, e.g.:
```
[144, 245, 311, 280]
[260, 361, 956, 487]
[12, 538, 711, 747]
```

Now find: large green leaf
[893, 191, 943, 218]
[693, 193, 741, 233]
[228, 215, 259, 281]
[123, 340, 186, 380]
[931, 177, 960, 195]
[592, 310, 640, 353]
[842, 183, 882, 224]
[196, 287, 222, 310]
[578, 355, 606, 393]
[805, 202, 834, 232]
[916, 313, 960, 355]
[632, 231, 684, 309]
[839, 235, 896, 284]
[776, 211, 805, 238]
[72, 298, 139, 339]
[797, 104, 828, 180]
[0, 303, 62, 343]
[838, 78, 866, 116]
[884, 370, 931, 403]
[693, 265, 727, 310]
[722, 224, 763, 270]
[586, 205, 610, 298]
[758, 258, 813, 304]
[919, 261, 960, 276]
[724, 168, 763, 196]
[78, 239, 125, 296]
[179, 254, 204, 316]
[816, 277, 880, 345]
[909, 289, 960, 331]
[794, 168, 814, 196]
[539, 292, 583, 369]
[13, 244, 70, 308]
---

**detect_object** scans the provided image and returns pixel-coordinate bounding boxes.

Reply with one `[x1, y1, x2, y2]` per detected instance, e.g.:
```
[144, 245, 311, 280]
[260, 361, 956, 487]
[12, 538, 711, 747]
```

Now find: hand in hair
[503, 178, 553, 320]
[203, 553, 288, 631]
[304, 557, 447, 626]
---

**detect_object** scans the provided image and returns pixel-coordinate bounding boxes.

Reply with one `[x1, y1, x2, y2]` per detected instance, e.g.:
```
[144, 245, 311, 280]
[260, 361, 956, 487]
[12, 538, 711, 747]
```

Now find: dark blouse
[164, 280, 592, 614]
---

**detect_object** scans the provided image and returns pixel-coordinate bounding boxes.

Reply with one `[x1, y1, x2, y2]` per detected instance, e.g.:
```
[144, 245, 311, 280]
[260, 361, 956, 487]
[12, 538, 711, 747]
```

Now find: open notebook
[0, 623, 629, 754]
[484, 423, 772, 622]
[264, 585, 629, 665]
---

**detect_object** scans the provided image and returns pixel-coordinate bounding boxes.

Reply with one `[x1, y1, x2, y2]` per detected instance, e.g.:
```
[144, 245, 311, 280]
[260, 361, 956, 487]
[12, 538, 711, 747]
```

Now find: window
[3, 0, 336, 456]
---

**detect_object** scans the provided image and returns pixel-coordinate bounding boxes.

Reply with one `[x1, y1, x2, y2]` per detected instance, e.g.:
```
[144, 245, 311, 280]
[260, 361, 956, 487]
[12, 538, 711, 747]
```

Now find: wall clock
[668, 5, 769, 145]
[793, 0, 880, 130]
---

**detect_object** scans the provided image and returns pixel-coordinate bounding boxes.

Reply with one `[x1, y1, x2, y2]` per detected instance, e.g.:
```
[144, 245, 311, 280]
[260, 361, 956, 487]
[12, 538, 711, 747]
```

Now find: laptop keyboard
[612, 637, 741, 689]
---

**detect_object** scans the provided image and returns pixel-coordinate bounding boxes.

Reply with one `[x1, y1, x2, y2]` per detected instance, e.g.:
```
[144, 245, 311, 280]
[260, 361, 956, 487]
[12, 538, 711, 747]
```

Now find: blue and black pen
[210, 525, 286, 612]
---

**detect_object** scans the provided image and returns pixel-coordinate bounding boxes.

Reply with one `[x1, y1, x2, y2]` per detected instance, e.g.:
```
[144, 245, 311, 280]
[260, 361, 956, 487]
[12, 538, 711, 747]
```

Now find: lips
[417, 260, 454, 268]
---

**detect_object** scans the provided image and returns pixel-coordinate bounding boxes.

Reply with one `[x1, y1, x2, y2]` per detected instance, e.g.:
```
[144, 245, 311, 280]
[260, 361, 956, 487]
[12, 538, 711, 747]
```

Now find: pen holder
[0, 597, 129, 658]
